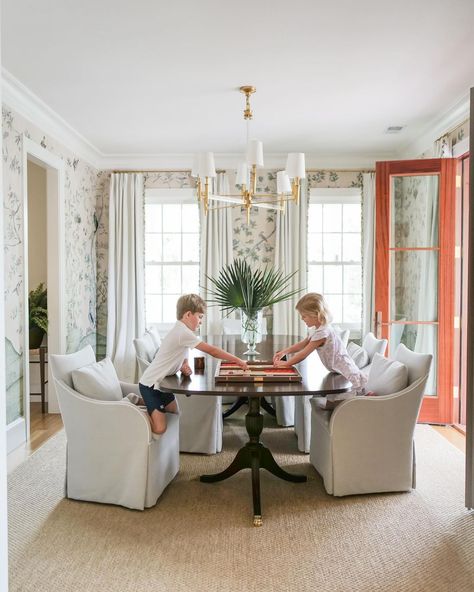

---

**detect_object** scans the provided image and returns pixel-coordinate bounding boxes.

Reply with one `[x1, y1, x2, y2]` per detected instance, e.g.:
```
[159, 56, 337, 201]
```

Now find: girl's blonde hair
[295, 293, 332, 325]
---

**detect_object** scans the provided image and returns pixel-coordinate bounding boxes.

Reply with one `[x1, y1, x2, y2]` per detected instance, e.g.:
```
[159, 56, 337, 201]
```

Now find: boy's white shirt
[140, 320, 201, 388]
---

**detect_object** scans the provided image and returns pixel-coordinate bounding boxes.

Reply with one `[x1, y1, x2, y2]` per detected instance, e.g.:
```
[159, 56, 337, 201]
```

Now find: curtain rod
[435, 117, 469, 143]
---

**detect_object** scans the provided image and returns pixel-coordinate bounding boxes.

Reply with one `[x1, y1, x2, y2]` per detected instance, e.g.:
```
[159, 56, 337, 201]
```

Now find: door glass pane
[389, 323, 437, 396]
[391, 175, 439, 248]
[390, 251, 438, 321]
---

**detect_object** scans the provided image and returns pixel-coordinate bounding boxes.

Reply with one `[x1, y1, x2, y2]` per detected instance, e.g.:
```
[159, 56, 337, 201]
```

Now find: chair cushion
[366, 353, 408, 396]
[146, 325, 161, 349]
[72, 357, 123, 401]
[134, 333, 156, 363]
[347, 342, 370, 369]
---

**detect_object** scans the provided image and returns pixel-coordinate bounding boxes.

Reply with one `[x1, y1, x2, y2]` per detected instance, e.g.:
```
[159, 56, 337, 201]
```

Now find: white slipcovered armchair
[309, 344, 432, 496]
[50, 345, 179, 510]
[136, 355, 223, 455]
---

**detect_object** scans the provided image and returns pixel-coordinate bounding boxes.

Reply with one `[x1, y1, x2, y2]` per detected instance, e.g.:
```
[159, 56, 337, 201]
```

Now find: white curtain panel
[106, 173, 145, 382]
[200, 172, 234, 335]
[434, 134, 453, 157]
[273, 179, 308, 337]
[362, 172, 376, 337]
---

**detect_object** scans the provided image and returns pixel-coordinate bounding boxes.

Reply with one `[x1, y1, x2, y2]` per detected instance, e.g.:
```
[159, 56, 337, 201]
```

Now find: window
[307, 188, 362, 336]
[145, 189, 200, 325]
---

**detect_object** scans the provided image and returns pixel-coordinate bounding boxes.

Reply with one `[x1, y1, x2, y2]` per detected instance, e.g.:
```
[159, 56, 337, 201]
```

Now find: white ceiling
[2, 0, 474, 167]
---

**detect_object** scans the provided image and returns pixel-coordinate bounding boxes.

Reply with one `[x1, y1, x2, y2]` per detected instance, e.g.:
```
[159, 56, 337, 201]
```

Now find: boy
[139, 294, 248, 434]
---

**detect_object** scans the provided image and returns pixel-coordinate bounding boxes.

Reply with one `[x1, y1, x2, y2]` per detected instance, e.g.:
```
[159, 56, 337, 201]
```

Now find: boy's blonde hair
[296, 293, 332, 325]
[176, 294, 206, 319]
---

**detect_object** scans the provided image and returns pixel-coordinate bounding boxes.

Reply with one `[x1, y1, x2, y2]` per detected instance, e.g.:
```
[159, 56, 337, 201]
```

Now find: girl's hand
[274, 359, 291, 368]
[180, 362, 192, 376]
[273, 350, 286, 365]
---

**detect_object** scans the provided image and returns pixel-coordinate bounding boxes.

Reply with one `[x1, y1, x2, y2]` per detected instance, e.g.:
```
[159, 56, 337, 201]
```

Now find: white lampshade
[200, 152, 216, 178]
[236, 162, 249, 186]
[246, 139, 264, 167]
[285, 153, 306, 179]
[277, 171, 291, 194]
[191, 153, 201, 177]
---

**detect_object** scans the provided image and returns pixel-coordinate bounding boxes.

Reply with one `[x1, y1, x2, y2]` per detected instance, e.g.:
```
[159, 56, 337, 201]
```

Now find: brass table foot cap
[253, 515, 263, 527]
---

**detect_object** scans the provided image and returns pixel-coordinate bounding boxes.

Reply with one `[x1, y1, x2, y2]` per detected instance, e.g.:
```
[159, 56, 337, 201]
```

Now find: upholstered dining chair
[309, 344, 432, 496]
[49, 345, 179, 510]
[275, 329, 350, 430]
[133, 333, 157, 377]
[135, 355, 223, 455]
[293, 331, 386, 453]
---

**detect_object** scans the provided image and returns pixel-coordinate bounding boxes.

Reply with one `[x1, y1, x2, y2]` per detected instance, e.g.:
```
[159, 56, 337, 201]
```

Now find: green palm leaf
[205, 259, 301, 316]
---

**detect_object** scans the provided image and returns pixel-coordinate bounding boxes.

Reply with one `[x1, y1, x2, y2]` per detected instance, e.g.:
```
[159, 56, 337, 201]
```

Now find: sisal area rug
[7, 413, 474, 592]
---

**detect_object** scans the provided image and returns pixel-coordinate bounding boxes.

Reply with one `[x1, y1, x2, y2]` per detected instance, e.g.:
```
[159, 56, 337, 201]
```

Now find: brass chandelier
[191, 86, 306, 222]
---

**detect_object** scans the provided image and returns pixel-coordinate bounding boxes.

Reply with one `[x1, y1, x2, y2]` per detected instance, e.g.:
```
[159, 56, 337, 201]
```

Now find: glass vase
[241, 310, 263, 355]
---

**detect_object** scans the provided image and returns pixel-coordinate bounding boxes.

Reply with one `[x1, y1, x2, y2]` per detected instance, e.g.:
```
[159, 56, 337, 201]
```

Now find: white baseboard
[7, 417, 26, 454]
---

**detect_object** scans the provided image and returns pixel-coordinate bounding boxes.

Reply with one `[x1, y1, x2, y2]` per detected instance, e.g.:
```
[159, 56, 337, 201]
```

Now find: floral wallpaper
[2, 105, 105, 423]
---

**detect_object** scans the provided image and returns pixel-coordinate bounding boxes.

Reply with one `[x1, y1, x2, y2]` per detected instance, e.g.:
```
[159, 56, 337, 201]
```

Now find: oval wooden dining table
[160, 334, 350, 526]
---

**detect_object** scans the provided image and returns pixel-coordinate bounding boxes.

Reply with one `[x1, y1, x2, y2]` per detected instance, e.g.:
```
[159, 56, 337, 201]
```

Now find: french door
[375, 158, 457, 424]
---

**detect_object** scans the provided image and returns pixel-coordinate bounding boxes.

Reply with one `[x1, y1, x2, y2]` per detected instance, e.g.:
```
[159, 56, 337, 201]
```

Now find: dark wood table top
[159, 334, 350, 397]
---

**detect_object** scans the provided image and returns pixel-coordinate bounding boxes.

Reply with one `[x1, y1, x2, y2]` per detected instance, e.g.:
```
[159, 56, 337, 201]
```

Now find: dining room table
[159, 334, 350, 526]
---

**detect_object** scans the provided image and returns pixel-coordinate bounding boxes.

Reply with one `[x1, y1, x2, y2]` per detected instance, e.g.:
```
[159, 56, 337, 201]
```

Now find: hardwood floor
[431, 425, 466, 453]
[7, 403, 63, 474]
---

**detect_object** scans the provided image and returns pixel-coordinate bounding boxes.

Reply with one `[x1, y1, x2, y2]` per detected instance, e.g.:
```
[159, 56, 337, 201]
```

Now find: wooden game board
[215, 361, 302, 383]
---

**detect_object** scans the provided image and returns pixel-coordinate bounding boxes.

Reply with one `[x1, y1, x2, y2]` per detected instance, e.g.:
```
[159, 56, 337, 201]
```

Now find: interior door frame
[375, 158, 457, 424]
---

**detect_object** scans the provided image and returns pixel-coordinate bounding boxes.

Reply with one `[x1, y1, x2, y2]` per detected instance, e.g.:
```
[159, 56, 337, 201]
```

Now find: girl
[273, 293, 368, 407]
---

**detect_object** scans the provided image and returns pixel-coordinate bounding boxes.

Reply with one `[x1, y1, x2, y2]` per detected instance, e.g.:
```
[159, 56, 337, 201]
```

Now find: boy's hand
[180, 362, 192, 376]
[235, 358, 249, 371]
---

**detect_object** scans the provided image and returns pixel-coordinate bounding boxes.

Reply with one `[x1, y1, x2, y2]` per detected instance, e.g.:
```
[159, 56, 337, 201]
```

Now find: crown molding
[397, 91, 470, 158]
[2, 68, 103, 169]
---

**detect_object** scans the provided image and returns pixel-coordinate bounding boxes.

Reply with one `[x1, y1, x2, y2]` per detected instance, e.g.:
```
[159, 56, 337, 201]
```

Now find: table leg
[222, 396, 248, 419]
[201, 396, 306, 525]
[260, 397, 276, 417]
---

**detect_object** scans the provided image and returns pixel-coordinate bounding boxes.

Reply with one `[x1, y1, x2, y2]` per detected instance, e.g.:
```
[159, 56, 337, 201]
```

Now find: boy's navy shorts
[139, 383, 176, 414]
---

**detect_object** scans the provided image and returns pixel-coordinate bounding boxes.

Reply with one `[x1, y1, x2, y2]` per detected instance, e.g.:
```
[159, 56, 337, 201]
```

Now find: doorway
[21, 137, 66, 447]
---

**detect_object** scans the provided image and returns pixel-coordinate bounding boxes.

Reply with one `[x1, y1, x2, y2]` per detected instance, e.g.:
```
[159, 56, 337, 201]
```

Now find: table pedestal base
[222, 396, 276, 419]
[201, 397, 306, 525]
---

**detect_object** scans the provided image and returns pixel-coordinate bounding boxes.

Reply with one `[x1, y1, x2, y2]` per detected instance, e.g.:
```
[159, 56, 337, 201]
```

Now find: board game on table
[215, 361, 302, 383]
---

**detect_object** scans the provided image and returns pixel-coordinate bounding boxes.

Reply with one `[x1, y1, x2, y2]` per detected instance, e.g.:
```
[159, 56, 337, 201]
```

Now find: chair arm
[120, 381, 141, 396]
[55, 380, 153, 443]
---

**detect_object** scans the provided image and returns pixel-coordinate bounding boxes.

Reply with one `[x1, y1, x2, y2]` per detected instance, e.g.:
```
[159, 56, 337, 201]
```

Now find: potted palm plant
[29, 283, 48, 349]
[206, 259, 301, 354]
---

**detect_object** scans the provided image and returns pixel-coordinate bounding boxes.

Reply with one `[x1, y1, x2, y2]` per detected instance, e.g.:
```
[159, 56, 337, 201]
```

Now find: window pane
[182, 234, 200, 262]
[344, 265, 362, 293]
[343, 204, 361, 232]
[343, 294, 362, 323]
[323, 234, 342, 262]
[326, 295, 342, 323]
[182, 204, 199, 232]
[323, 204, 342, 232]
[308, 204, 322, 233]
[162, 265, 181, 293]
[145, 204, 162, 232]
[342, 234, 361, 262]
[307, 264, 323, 292]
[146, 295, 162, 323]
[163, 234, 181, 262]
[308, 233, 323, 262]
[163, 295, 178, 322]
[182, 265, 200, 293]
[324, 266, 342, 293]
[145, 265, 162, 293]
[145, 234, 162, 262]
[162, 204, 182, 232]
